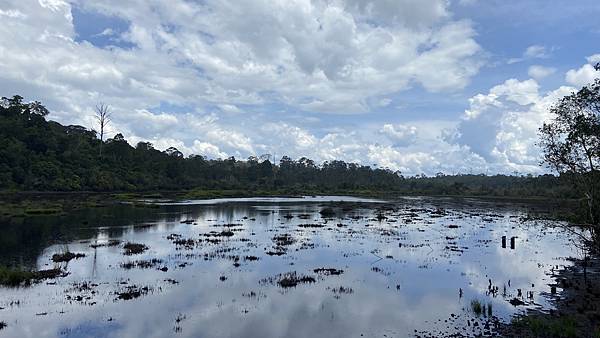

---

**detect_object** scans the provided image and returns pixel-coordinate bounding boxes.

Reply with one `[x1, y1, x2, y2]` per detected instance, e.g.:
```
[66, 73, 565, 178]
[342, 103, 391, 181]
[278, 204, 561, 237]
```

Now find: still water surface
[0, 196, 580, 337]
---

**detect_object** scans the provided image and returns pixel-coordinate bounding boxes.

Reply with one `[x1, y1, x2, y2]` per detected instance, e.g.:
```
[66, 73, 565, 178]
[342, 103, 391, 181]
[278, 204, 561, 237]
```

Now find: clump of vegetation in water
[470, 299, 494, 318]
[115, 285, 152, 301]
[259, 272, 316, 288]
[277, 272, 316, 288]
[123, 242, 148, 255]
[471, 299, 483, 316]
[272, 234, 295, 246]
[313, 268, 344, 275]
[0, 322, 6, 330]
[120, 259, 163, 269]
[51, 251, 85, 263]
[319, 207, 336, 217]
[0, 266, 64, 287]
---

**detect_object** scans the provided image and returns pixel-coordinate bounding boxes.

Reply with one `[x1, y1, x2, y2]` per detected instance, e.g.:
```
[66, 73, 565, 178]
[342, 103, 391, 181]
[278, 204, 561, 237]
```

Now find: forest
[0, 95, 580, 199]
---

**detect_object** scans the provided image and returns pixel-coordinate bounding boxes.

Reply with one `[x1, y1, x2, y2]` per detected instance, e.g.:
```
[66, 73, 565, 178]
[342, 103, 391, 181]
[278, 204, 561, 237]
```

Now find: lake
[0, 196, 580, 337]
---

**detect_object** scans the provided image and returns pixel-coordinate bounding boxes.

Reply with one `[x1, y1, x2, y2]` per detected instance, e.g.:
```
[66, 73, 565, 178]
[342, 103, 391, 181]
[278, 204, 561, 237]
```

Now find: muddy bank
[497, 257, 600, 338]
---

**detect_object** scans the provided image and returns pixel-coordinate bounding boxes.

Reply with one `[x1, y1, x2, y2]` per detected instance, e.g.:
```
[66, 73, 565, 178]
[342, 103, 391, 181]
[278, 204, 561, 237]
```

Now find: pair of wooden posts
[501, 235, 516, 249]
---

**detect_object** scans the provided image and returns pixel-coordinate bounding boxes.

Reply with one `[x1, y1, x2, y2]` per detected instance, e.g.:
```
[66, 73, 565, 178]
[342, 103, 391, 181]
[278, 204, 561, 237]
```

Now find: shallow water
[0, 196, 581, 337]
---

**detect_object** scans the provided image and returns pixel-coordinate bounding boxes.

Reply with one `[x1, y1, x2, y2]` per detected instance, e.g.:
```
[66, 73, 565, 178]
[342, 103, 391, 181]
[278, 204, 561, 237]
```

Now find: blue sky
[1, 0, 599, 175]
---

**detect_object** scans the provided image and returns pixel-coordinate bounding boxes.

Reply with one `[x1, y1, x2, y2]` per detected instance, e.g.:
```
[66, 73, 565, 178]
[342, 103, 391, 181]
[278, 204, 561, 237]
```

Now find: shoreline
[496, 257, 600, 337]
[0, 189, 579, 218]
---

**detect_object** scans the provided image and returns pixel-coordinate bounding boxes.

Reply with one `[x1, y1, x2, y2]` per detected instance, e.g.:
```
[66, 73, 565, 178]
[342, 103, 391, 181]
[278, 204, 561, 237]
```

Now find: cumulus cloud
[454, 78, 577, 173]
[192, 141, 228, 159]
[380, 124, 418, 147]
[527, 65, 555, 80]
[1, 1, 598, 176]
[565, 64, 600, 87]
[0, 0, 484, 117]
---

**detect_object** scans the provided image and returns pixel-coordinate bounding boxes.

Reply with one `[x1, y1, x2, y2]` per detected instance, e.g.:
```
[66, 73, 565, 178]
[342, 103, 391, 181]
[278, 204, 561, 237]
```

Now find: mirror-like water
[0, 197, 580, 337]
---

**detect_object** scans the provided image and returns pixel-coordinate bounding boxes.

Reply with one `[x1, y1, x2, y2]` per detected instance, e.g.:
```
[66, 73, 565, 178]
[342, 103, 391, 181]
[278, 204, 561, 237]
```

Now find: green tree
[539, 64, 600, 250]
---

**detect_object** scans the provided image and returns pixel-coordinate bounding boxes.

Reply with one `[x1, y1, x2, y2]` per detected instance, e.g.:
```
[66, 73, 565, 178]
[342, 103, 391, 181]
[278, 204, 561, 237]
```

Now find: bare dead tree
[94, 103, 111, 157]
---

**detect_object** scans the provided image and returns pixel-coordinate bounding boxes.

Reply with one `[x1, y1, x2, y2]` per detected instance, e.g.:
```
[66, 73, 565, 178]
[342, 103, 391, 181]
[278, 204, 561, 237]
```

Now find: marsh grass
[470, 299, 494, 318]
[511, 316, 579, 338]
[471, 299, 483, 316]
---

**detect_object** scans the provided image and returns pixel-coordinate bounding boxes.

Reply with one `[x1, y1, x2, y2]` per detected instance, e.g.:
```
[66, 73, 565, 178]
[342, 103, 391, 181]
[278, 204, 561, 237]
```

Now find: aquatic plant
[123, 242, 148, 255]
[51, 251, 85, 263]
[470, 299, 483, 316]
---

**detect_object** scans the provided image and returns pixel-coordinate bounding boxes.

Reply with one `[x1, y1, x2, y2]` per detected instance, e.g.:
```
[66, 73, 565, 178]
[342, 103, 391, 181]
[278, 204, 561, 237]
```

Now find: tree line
[0, 94, 581, 199]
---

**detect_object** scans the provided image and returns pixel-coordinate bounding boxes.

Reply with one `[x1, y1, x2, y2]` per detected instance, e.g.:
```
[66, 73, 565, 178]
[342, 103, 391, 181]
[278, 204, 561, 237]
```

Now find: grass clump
[51, 251, 85, 263]
[123, 242, 148, 255]
[0, 266, 64, 287]
[470, 299, 494, 317]
[471, 299, 483, 316]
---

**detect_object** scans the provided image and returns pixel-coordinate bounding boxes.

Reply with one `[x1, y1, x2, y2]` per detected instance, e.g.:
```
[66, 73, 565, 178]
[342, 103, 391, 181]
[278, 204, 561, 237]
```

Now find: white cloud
[377, 98, 392, 107]
[1, 1, 597, 176]
[527, 65, 555, 80]
[218, 104, 242, 114]
[0, 0, 484, 118]
[508, 44, 551, 64]
[587, 54, 600, 64]
[454, 77, 577, 173]
[192, 141, 228, 159]
[380, 124, 418, 146]
[95, 28, 115, 37]
[524, 45, 548, 59]
[565, 64, 600, 87]
[0, 8, 26, 18]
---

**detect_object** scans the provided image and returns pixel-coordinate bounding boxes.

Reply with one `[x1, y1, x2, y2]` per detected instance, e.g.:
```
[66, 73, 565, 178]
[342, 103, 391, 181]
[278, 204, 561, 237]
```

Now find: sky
[1, 0, 599, 176]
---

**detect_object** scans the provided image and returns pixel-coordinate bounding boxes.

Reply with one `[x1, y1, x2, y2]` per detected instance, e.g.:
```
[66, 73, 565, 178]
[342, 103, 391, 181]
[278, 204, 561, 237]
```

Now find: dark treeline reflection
[0, 204, 169, 267]
[0, 95, 579, 198]
[0, 202, 313, 268]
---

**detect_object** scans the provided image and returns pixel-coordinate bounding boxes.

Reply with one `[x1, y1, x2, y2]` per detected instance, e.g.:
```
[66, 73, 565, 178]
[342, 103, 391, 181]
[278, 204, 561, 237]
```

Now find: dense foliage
[0, 95, 579, 199]
[0, 95, 402, 192]
[540, 66, 600, 249]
